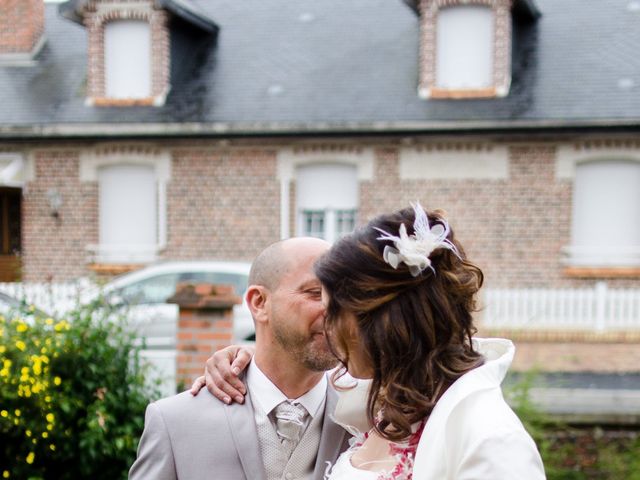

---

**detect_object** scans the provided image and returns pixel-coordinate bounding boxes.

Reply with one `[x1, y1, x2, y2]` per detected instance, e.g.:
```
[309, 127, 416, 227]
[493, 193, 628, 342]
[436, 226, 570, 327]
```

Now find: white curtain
[296, 163, 358, 242]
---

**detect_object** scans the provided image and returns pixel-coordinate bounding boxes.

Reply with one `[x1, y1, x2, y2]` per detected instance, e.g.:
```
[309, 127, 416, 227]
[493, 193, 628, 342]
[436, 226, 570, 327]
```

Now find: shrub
[0, 302, 160, 479]
[507, 371, 640, 480]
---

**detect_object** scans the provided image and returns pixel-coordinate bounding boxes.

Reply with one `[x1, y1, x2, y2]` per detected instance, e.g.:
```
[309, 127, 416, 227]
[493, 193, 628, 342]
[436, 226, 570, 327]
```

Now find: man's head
[246, 237, 337, 372]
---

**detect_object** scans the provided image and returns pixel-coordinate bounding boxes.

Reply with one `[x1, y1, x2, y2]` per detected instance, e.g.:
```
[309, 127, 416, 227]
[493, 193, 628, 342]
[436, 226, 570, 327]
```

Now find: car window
[177, 272, 249, 297]
[116, 273, 181, 305]
[114, 271, 249, 306]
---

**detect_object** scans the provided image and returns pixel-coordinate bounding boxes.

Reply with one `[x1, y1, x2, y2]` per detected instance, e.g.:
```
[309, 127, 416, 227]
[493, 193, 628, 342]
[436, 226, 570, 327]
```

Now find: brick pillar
[168, 283, 241, 389]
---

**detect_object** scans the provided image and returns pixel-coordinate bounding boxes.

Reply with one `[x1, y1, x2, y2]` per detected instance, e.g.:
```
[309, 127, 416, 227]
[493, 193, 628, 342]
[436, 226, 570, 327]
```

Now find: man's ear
[246, 285, 269, 325]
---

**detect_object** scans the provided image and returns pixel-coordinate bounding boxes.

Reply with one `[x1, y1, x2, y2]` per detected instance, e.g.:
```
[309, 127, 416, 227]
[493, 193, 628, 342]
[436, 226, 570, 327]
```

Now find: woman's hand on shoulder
[189, 344, 255, 404]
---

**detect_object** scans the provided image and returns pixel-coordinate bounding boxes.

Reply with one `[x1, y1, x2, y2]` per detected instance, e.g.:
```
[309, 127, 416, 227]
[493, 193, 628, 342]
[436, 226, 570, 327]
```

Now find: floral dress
[325, 419, 426, 480]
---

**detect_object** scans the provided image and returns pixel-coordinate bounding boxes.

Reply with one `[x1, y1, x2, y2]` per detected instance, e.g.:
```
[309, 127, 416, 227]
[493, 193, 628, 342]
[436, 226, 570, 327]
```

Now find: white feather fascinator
[374, 202, 459, 277]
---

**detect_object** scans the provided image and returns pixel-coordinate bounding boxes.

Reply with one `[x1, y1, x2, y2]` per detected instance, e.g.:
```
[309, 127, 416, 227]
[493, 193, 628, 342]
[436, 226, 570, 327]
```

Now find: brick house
[0, 0, 638, 336]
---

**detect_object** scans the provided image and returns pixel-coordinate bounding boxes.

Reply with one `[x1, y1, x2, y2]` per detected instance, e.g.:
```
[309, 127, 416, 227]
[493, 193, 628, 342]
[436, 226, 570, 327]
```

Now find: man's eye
[307, 289, 322, 297]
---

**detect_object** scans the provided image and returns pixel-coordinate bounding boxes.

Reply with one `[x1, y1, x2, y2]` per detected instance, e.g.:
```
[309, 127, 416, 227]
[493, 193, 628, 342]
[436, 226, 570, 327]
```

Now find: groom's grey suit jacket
[129, 384, 350, 480]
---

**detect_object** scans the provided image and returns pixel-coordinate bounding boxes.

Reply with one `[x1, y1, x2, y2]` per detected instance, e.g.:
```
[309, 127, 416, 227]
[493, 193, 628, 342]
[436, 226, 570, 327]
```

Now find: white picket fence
[483, 282, 640, 331]
[0, 281, 90, 315]
[2, 281, 639, 332]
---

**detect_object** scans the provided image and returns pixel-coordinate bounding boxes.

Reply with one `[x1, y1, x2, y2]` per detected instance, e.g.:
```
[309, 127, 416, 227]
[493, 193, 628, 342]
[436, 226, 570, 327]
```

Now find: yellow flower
[49, 444, 56, 451]
[15, 340, 26, 352]
[25, 430, 31, 437]
[25, 452, 34, 464]
[40, 347, 48, 355]
[46, 413, 55, 423]
[21, 367, 29, 375]
[14, 409, 20, 417]
[2, 470, 9, 478]
[45, 396, 52, 403]
[45, 318, 54, 326]
[0, 346, 5, 354]
[0, 410, 7, 417]
[46, 424, 53, 431]
[42, 432, 48, 439]
[53, 321, 70, 332]
[3, 359, 11, 368]
[0, 368, 8, 377]
[16, 323, 28, 333]
[53, 376, 61, 386]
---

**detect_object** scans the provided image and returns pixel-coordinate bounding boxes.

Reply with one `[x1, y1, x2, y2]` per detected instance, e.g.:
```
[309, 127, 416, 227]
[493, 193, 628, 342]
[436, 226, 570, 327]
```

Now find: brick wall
[357, 143, 639, 289]
[18, 139, 640, 293]
[22, 150, 98, 282]
[163, 148, 280, 261]
[0, 0, 44, 55]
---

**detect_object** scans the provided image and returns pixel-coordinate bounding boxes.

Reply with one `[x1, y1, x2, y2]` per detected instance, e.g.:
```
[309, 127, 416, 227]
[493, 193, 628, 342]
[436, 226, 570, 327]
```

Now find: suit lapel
[224, 392, 267, 480]
[312, 386, 350, 480]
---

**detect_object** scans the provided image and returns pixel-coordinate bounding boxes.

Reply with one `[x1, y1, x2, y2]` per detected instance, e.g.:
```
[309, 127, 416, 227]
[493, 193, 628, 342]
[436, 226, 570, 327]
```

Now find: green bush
[507, 371, 640, 480]
[0, 302, 160, 479]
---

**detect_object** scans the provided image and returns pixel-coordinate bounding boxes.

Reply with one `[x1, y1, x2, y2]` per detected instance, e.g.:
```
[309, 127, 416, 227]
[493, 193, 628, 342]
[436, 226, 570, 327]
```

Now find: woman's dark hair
[314, 206, 484, 441]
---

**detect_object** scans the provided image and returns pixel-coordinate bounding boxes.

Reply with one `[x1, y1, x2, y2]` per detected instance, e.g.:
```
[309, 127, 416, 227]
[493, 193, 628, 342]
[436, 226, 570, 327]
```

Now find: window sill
[87, 263, 144, 276]
[426, 87, 497, 99]
[89, 97, 157, 107]
[563, 266, 640, 278]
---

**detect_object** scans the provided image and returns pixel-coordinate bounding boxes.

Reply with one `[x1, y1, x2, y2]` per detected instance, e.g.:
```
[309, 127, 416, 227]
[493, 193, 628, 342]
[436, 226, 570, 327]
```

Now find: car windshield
[114, 271, 249, 305]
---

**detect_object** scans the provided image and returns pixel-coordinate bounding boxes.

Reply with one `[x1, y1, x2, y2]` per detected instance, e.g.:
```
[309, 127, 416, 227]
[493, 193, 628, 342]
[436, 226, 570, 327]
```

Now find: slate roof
[1, 0, 639, 138]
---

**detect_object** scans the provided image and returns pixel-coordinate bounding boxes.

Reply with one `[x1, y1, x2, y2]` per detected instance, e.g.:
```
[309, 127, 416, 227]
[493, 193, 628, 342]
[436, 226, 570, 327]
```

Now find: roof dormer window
[415, 0, 540, 100]
[59, 0, 218, 107]
[104, 20, 152, 100]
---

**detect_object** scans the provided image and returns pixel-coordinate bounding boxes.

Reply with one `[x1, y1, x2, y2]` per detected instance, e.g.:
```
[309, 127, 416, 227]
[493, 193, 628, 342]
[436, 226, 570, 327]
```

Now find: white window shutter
[104, 20, 152, 99]
[436, 6, 494, 90]
[570, 160, 640, 266]
[98, 164, 157, 262]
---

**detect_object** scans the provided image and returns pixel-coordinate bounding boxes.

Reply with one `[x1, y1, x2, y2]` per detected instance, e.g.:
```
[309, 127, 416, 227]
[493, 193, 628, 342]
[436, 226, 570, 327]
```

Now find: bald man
[129, 238, 350, 480]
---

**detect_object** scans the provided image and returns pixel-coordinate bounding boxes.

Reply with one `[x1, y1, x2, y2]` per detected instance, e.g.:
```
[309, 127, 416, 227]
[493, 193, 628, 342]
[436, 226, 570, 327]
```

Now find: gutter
[1, 119, 640, 141]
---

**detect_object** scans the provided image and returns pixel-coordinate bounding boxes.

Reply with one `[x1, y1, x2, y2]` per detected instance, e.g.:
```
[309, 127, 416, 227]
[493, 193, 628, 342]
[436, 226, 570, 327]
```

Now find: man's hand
[189, 344, 255, 404]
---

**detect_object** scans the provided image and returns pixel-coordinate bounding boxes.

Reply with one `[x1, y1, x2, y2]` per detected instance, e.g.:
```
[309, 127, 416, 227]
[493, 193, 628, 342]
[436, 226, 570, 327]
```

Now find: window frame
[418, 0, 512, 100]
[80, 146, 171, 266]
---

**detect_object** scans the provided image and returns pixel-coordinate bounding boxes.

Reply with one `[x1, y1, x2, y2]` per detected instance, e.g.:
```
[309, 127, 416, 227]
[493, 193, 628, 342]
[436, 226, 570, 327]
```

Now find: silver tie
[273, 401, 309, 458]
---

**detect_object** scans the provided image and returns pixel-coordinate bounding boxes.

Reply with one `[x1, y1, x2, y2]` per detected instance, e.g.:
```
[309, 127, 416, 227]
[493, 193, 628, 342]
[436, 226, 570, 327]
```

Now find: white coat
[333, 338, 546, 479]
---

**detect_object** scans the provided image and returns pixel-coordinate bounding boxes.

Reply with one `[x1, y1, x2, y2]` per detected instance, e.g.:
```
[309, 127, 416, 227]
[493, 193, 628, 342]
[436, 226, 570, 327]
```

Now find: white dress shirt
[246, 359, 327, 435]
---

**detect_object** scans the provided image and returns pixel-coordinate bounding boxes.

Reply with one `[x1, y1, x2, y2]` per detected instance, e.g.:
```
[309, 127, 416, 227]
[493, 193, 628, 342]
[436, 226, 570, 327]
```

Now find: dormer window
[59, 0, 218, 107]
[104, 20, 152, 99]
[415, 0, 540, 100]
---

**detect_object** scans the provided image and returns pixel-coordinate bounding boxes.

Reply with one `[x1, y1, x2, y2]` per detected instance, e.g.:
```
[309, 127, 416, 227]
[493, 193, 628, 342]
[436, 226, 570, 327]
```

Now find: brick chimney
[0, 0, 45, 57]
[168, 283, 242, 390]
